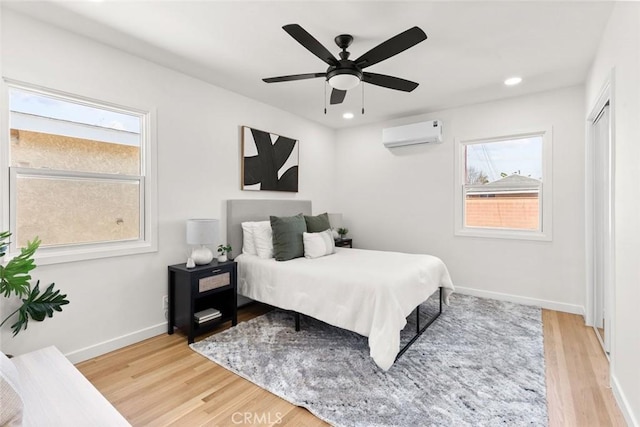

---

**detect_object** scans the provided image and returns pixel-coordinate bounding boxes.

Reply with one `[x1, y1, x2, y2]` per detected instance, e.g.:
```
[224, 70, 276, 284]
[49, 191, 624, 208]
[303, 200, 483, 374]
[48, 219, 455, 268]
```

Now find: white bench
[3, 346, 129, 426]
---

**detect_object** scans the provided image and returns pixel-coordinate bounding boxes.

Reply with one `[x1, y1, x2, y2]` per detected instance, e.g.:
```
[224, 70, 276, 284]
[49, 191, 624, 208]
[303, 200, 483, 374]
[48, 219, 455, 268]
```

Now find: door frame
[585, 71, 615, 356]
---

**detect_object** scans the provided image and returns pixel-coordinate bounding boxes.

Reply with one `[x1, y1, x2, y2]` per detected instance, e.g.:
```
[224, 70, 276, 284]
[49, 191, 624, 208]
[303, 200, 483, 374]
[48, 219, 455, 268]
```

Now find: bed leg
[396, 287, 444, 362]
[295, 312, 300, 332]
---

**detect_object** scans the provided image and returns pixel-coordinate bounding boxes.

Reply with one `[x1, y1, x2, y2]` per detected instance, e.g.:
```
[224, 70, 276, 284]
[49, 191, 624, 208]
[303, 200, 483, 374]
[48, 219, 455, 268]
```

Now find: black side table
[335, 238, 353, 248]
[168, 260, 237, 343]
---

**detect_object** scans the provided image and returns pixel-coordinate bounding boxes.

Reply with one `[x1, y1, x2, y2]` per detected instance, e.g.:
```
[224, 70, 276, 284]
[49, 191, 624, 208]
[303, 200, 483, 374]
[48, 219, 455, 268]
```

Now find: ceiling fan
[263, 24, 427, 106]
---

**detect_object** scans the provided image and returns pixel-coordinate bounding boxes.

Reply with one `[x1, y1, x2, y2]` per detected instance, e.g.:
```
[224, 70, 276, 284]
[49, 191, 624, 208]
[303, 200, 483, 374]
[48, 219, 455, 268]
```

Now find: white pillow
[303, 229, 335, 259]
[253, 221, 274, 259]
[241, 222, 258, 255]
[0, 352, 24, 426]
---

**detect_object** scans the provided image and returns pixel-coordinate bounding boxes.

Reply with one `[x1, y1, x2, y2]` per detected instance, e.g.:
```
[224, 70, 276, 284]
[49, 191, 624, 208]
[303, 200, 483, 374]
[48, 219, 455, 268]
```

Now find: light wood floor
[543, 310, 626, 426]
[76, 306, 626, 427]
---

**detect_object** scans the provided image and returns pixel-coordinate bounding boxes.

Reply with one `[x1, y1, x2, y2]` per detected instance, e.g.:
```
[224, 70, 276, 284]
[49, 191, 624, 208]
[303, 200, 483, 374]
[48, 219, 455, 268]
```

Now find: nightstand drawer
[199, 273, 230, 293]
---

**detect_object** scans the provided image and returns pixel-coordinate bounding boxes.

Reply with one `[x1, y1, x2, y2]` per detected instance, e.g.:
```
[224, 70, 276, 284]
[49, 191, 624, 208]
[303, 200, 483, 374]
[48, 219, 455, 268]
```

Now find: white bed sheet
[236, 247, 454, 370]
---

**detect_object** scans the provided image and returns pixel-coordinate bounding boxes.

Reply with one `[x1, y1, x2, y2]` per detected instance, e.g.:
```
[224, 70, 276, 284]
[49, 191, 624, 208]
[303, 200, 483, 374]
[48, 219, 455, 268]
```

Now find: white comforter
[236, 248, 455, 370]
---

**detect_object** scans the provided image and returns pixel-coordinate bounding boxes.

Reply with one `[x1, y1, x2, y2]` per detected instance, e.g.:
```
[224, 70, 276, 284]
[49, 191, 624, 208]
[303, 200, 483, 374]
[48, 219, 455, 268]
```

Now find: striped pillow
[303, 229, 335, 259]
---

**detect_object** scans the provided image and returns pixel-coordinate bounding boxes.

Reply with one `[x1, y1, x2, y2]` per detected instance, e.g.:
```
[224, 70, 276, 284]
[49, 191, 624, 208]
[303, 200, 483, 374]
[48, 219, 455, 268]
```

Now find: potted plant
[0, 231, 69, 336]
[217, 244, 232, 262]
[337, 227, 349, 239]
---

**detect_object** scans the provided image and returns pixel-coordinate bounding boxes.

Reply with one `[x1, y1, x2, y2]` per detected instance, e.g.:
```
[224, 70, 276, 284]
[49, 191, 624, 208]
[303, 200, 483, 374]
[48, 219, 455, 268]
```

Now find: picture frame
[241, 126, 299, 192]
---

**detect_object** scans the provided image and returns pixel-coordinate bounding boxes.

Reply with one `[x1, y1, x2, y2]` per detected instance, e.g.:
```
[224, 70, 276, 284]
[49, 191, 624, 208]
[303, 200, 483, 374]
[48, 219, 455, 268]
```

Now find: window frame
[1, 79, 158, 264]
[454, 127, 553, 241]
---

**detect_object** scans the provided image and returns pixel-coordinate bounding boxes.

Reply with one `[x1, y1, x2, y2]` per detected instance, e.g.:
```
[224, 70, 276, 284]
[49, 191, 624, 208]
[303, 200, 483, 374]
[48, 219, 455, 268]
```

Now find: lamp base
[191, 246, 213, 265]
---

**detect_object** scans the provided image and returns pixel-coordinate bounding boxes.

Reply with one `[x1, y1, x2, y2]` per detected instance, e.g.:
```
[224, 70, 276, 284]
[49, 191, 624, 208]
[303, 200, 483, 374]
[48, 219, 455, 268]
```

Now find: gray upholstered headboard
[226, 199, 312, 259]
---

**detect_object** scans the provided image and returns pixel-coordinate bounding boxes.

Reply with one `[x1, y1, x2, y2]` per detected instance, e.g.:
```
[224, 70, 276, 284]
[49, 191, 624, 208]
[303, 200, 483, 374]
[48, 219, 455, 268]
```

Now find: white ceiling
[4, 1, 613, 129]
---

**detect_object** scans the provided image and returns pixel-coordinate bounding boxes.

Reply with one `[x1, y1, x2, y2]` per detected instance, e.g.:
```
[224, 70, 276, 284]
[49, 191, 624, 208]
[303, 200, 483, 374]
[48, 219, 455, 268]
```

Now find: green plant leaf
[10, 281, 70, 336]
[0, 230, 11, 258]
[217, 244, 232, 254]
[0, 237, 40, 298]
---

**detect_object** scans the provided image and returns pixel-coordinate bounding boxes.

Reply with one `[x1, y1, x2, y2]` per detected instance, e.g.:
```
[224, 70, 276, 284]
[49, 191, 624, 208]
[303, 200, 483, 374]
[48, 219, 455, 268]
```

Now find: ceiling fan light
[328, 74, 361, 90]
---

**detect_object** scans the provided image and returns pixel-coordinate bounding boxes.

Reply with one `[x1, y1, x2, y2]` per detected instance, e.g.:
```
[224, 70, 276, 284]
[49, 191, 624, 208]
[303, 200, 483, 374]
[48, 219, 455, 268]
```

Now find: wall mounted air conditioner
[382, 120, 443, 148]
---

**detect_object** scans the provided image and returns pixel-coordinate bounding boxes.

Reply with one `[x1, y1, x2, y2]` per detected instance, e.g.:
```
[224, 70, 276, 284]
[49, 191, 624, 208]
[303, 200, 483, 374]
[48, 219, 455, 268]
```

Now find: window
[4, 82, 157, 263]
[454, 128, 552, 240]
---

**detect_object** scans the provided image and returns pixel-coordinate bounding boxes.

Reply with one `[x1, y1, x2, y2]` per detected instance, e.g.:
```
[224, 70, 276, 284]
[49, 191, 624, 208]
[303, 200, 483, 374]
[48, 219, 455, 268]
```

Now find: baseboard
[64, 323, 167, 364]
[455, 286, 584, 315]
[611, 374, 639, 427]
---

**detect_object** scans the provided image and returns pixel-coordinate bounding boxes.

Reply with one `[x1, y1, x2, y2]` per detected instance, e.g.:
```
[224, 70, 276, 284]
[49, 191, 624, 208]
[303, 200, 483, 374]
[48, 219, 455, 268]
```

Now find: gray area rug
[191, 293, 547, 426]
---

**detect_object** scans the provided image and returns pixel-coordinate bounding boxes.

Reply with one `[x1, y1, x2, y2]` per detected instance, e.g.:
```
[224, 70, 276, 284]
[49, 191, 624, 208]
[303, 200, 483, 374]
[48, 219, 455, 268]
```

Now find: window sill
[455, 227, 552, 242]
[5, 240, 158, 266]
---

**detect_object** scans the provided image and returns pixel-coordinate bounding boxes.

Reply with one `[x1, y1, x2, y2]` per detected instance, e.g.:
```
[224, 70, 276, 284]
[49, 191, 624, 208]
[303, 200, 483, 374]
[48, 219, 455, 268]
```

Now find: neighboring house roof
[10, 111, 140, 147]
[467, 174, 541, 195]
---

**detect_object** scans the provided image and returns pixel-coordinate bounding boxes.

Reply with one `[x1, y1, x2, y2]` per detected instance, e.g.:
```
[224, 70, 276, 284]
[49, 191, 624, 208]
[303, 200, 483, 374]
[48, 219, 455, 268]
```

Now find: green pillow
[304, 212, 331, 233]
[270, 214, 307, 261]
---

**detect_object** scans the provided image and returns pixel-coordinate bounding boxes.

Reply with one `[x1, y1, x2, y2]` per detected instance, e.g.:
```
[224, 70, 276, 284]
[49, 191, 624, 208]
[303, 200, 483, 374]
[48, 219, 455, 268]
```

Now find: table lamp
[186, 219, 219, 265]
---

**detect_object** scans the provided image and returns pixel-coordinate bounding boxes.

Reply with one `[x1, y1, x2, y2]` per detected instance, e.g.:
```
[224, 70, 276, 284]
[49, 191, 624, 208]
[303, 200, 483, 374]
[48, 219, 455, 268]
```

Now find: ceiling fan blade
[283, 24, 339, 66]
[263, 73, 326, 83]
[355, 27, 427, 69]
[330, 88, 347, 105]
[363, 72, 419, 92]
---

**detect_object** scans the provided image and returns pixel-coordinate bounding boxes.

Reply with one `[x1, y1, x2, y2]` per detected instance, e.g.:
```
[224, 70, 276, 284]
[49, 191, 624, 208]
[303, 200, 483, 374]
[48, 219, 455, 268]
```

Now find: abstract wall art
[241, 126, 299, 192]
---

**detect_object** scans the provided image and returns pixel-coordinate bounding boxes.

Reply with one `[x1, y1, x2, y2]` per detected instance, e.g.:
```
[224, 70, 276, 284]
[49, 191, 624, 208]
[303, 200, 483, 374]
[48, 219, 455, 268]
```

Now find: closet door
[592, 103, 611, 354]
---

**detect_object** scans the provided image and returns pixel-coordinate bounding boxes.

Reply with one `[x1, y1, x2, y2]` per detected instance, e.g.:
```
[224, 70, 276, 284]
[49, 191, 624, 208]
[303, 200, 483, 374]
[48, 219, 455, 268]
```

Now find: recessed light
[342, 112, 354, 119]
[504, 77, 522, 86]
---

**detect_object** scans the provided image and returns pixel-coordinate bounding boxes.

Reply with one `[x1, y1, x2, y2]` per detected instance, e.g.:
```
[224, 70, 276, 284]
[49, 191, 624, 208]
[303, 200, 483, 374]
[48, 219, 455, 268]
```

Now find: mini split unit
[382, 120, 443, 148]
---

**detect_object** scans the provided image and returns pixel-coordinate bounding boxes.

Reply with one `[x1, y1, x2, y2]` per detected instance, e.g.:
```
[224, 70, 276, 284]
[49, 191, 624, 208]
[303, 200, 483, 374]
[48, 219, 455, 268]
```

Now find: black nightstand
[168, 260, 237, 343]
[335, 238, 353, 248]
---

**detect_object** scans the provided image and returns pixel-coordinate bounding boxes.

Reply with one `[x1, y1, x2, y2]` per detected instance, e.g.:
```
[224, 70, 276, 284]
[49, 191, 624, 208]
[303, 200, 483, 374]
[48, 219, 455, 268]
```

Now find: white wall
[334, 86, 585, 314]
[586, 3, 640, 426]
[0, 10, 336, 361]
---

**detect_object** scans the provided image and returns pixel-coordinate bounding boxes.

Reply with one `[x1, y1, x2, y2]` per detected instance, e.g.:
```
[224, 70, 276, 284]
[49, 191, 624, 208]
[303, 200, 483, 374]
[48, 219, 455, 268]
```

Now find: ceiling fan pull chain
[361, 83, 365, 115]
[324, 81, 327, 114]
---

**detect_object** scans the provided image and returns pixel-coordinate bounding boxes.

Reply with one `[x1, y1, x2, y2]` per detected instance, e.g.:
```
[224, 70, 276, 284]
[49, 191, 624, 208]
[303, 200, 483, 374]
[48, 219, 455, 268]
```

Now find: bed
[226, 199, 454, 370]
